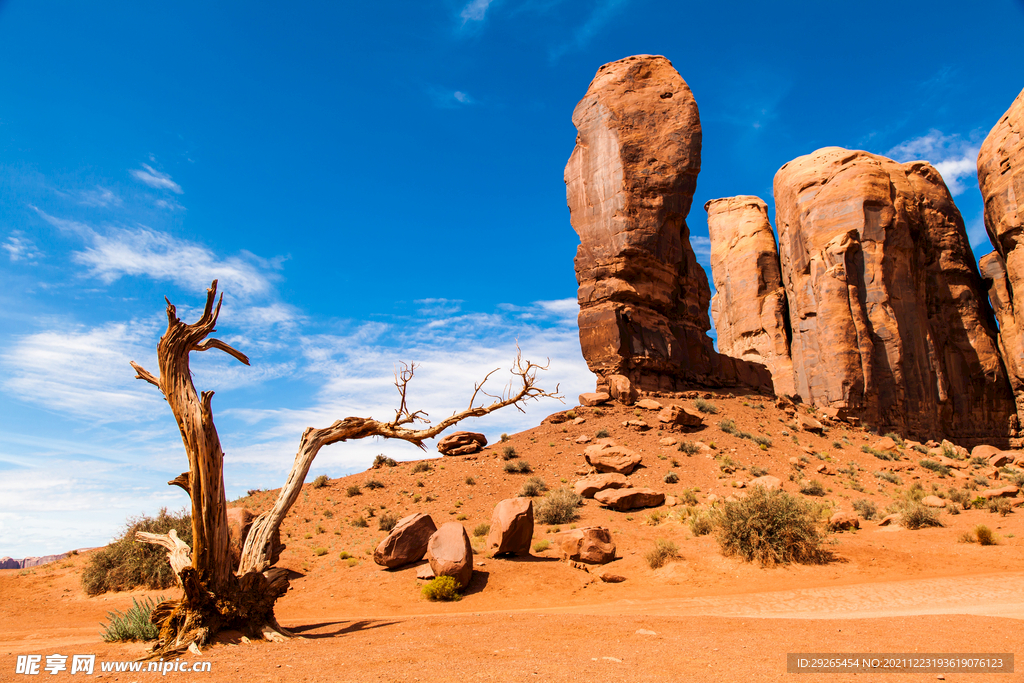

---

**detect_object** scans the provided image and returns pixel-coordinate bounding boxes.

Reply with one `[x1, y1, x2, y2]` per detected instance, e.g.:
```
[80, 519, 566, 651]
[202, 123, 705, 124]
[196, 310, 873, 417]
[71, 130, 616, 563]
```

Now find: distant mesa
[565, 54, 772, 404]
[0, 552, 74, 570]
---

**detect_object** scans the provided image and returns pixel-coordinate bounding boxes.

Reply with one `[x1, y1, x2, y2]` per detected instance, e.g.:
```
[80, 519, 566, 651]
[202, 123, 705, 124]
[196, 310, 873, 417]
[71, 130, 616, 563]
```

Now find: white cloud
[34, 210, 277, 299]
[130, 163, 183, 194]
[415, 298, 463, 315]
[460, 0, 495, 22]
[690, 235, 712, 263]
[453, 91, 472, 104]
[429, 88, 476, 108]
[77, 186, 122, 208]
[885, 129, 980, 196]
[2, 231, 43, 263]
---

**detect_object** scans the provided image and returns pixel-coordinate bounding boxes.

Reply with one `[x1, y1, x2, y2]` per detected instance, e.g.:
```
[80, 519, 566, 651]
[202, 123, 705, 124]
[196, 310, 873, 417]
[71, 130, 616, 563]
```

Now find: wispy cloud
[460, 0, 495, 23]
[2, 231, 43, 263]
[415, 298, 463, 316]
[549, 0, 629, 61]
[77, 186, 122, 208]
[34, 209, 278, 299]
[886, 129, 980, 196]
[130, 163, 183, 194]
[429, 87, 476, 108]
[690, 235, 712, 264]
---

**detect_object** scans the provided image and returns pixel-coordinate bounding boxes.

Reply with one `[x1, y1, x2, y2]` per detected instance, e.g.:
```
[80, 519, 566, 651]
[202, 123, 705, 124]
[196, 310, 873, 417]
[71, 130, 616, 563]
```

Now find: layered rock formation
[566, 54, 771, 400]
[705, 196, 795, 396]
[772, 147, 1014, 443]
[978, 87, 1024, 424]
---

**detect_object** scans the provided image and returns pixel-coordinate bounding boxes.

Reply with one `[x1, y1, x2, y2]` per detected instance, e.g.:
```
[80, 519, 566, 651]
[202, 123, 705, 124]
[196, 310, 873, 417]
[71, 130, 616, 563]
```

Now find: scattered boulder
[416, 563, 435, 580]
[980, 485, 1020, 500]
[427, 522, 473, 589]
[659, 436, 678, 446]
[828, 512, 859, 531]
[554, 526, 616, 564]
[566, 54, 771, 396]
[574, 473, 628, 498]
[543, 412, 572, 425]
[878, 514, 902, 527]
[600, 573, 626, 583]
[872, 437, 898, 452]
[486, 498, 534, 556]
[584, 444, 643, 475]
[775, 146, 1014, 443]
[437, 431, 487, 456]
[374, 513, 437, 569]
[706, 195, 796, 396]
[624, 419, 651, 431]
[637, 398, 663, 410]
[579, 392, 611, 406]
[940, 440, 969, 460]
[594, 487, 665, 511]
[796, 413, 824, 434]
[972, 444, 1001, 460]
[657, 404, 704, 428]
[575, 434, 593, 444]
[988, 452, 1013, 468]
[920, 495, 947, 508]
[573, 417, 587, 425]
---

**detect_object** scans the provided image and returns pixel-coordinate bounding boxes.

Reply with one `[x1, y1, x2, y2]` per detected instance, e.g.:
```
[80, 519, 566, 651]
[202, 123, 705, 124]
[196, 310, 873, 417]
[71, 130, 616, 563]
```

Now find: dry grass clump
[693, 398, 719, 414]
[372, 454, 397, 468]
[899, 502, 943, 530]
[851, 498, 877, 520]
[378, 511, 399, 531]
[472, 522, 490, 537]
[988, 497, 1013, 516]
[799, 479, 826, 496]
[311, 474, 330, 488]
[688, 509, 714, 536]
[645, 539, 680, 569]
[975, 524, 997, 545]
[519, 476, 548, 497]
[535, 488, 582, 525]
[504, 459, 532, 474]
[715, 486, 830, 567]
[501, 445, 518, 460]
[411, 461, 431, 473]
[82, 508, 193, 596]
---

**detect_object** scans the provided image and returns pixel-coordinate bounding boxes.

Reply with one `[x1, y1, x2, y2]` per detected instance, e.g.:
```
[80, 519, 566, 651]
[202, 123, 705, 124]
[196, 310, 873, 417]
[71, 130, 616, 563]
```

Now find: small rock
[659, 437, 678, 446]
[920, 495, 946, 508]
[664, 495, 678, 507]
[575, 434, 593, 444]
[872, 437, 898, 452]
[940, 439, 969, 459]
[600, 573, 626, 583]
[373, 513, 437, 568]
[554, 526, 616, 564]
[828, 512, 859, 531]
[971, 444, 1000, 460]
[980, 485, 1019, 500]
[573, 417, 587, 426]
[608, 374, 638, 405]
[416, 563, 436, 580]
[658, 404, 704, 428]
[579, 392, 611, 406]
[635, 629, 658, 636]
[624, 419, 651, 431]
[543, 411, 571, 425]
[585, 444, 643, 475]
[637, 398, 663, 410]
[748, 475, 782, 490]
[878, 513, 902, 526]
[594, 487, 665, 511]
[988, 451, 1013, 468]
[437, 431, 487, 456]
[797, 413, 824, 433]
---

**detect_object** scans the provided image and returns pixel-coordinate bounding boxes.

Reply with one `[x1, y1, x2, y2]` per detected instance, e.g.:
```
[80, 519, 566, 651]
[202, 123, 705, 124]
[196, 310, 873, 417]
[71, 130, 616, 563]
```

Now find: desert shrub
[378, 511, 399, 531]
[861, 444, 895, 461]
[680, 488, 699, 506]
[339, 551, 352, 559]
[323, 509, 334, 519]
[750, 465, 768, 478]
[346, 483, 362, 497]
[715, 487, 829, 567]
[350, 515, 368, 528]
[663, 471, 679, 484]
[988, 497, 1012, 516]
[411, 462, 431, 473]
[874, 470, 901, 485]
[465, 476, 476, 485]
[504, 459, 532, 474]
[799, 480, 826, 497]
[920, 459, 951, 477]
[688, 510, 714, 536]
[751, 434, 772, 448]
[421, 575, 462, 601]
[532, 539, 550, 552]
[311, 474, 330, 489]
[678, 441, 700, 455]
[975, 524, 996, 545]
[970, 456, 987, 467]
[501, 445, 518, 460]
[851, 498, 877, 520]
[595, 429, 610, 439]
[957, 530, 976, 543]
[372, 454, 398, 468]
[947, 488, 972, 509]
[312, 547, 328, 556]
[832, 441, 844, 450]
[900, 502, 942, 530]
[520, 476, 548, 497]
[472, 522, 490, 537]
[81, 509, 193, 596]
[719, 419, 738, 435]
[645, 539, 680, 569]
[365, 478, 385, 490]
[912, 444, 928, 454]
[500, 433, 510, 442]
[100, 596, 162, 642]
[535, 488, 582, 525]
[246, 488, 266, 496]
[883, 432, 904, 446]
[904, 481, 926, 502]
[694, 399, 719, 414]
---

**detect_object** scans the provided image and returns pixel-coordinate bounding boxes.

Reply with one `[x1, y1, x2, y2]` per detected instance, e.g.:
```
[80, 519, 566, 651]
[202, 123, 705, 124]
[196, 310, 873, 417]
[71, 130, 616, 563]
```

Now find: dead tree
[131, 280, 561, 656]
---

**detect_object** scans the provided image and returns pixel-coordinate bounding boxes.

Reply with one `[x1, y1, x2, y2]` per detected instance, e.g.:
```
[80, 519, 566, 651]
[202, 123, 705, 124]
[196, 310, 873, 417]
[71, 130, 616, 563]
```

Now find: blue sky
[2, 0, 1022, 558]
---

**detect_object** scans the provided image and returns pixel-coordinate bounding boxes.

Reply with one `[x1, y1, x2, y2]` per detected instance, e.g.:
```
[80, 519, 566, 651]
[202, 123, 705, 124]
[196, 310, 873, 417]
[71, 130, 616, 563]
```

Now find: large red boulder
[373, 513, 437, 569]
[427, 522, 473, 589]
[486, 498, 534, 556]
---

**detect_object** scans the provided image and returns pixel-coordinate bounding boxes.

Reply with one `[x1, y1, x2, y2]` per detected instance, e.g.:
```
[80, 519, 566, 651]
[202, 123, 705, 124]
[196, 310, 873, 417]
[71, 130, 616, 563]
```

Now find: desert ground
[3, 394, 1022, 682]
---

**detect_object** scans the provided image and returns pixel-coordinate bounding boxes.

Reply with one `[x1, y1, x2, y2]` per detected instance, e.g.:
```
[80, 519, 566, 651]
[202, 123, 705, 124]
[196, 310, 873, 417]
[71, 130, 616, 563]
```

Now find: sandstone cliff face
[706, 196, 795, 396]
[774, 147, 1014, 443]
[978, 87, 1024, 422]
[566, 55, 771, 398]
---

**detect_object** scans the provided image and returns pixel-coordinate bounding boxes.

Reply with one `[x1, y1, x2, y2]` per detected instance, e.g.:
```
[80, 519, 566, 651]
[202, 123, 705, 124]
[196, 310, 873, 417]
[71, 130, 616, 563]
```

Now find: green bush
[719, 418, 738, 435]
[900, 502, 942, 530]
[312, 546, 328, 556]
[472, 522, 490, 537]
[311, 474, 330, 488]
[694, 399, 719, 414]
[378, 511, 399, 531]
[919, 459, 951, 477]
[532, 539, 550, 553]
[715, 486, 829, 567]
[535, 488, 582, 525]
[519, 476, 548, 497]
[101, 596, 162, 642]
[421, 575, 462, 601]
[663, 471, 679, 484]
[645, 539, 680, 569]
[81, 509, 193, 596]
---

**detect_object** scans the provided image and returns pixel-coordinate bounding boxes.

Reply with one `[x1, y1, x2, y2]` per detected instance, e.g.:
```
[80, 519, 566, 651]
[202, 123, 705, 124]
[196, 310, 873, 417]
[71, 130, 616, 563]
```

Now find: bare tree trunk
[131, 281, 560, 657]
